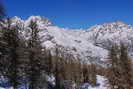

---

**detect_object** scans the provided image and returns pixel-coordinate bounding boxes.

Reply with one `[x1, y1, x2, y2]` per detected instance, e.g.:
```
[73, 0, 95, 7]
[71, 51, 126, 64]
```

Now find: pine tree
[106, 44, 133, 89]
[89, 64, 97, 86]
[53, 48, 63, 89]
[119, 44, 133, 89]
[82, 63, 97, 86]
[1, 19, 21, 89]
[44, 50, 53, 75]
[0, 1, 6, 76]
[27, 20, 46, 89]
[82, 64, 89, 83]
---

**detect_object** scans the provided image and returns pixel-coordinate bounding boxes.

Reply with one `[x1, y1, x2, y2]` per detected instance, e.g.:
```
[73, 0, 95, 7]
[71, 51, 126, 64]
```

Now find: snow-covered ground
[81, 75, 108, 89]
[0, 75, 108, 89]
[0, 87, 13, 89]
[0, 88, 4, 89]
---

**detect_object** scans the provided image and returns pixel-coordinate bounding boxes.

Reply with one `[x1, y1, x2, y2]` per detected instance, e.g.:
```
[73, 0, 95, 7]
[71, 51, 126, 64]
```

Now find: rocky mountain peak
[1, 16, 133, 65]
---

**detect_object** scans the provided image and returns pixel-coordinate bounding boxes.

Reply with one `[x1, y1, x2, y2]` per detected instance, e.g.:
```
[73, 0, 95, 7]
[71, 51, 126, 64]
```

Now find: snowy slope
[3, 16, 133, 64]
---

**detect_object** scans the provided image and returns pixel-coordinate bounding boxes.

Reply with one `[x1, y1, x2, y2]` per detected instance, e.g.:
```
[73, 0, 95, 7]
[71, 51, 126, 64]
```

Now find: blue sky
[3, 0, 133, 29]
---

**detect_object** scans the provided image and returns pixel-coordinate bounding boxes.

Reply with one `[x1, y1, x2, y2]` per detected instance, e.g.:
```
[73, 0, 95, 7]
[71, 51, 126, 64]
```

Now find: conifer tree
[27, 20, 45, 89]
[1, 19, 21, 89]
[53, 48, 63, 89]
[89, 64, 97, 86]
[106, 43, 133, 89]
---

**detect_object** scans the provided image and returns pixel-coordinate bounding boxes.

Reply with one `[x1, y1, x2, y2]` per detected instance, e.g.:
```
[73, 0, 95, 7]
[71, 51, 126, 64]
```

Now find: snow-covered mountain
[4, 16, 133, 65]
